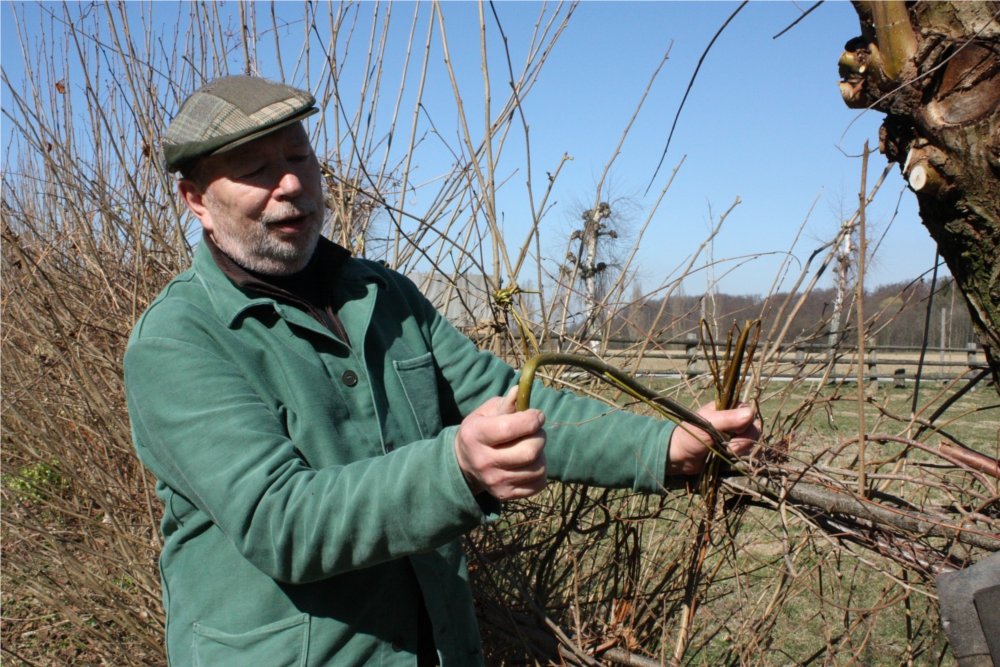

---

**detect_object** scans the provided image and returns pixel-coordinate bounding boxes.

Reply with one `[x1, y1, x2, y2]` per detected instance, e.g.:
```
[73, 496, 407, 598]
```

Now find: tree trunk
[840, 1, 1000, 390]
[578, 201, 613, 342]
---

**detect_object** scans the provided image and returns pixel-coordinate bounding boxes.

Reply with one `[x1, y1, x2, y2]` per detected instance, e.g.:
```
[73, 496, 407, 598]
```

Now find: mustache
[260, 203, 319, 225]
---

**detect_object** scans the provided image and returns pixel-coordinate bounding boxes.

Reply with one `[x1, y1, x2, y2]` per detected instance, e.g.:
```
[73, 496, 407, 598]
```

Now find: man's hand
[454, 387, 547, 500]
[667, 403, 759, 477]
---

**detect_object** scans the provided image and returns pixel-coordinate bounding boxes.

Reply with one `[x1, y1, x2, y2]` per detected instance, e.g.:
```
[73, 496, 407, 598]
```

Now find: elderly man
[125, 76, 758, 666]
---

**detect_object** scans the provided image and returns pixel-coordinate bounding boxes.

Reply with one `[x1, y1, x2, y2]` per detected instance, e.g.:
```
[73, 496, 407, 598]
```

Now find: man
[125, 76, 758, 666]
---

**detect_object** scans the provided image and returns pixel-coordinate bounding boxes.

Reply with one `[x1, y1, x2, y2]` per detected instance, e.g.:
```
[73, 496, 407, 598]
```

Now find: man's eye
[239, 164, 266, 178]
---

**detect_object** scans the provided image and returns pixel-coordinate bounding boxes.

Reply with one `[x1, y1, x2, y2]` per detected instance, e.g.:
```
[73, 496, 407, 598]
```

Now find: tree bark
[840, 1, 1000, 390]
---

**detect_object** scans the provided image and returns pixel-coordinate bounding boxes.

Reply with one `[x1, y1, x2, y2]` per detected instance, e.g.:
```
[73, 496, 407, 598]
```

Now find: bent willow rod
[515, 352, 729, 458]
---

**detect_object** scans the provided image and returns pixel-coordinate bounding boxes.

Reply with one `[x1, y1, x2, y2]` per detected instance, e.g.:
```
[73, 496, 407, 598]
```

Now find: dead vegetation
[2, 2, 996, 666]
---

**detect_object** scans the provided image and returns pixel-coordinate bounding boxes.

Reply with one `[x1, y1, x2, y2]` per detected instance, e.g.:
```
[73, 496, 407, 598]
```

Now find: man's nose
[275, 167, 304, 198]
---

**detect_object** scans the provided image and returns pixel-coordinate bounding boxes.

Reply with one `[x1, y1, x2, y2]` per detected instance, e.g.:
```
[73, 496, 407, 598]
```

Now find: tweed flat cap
[163, 76, 318, 172]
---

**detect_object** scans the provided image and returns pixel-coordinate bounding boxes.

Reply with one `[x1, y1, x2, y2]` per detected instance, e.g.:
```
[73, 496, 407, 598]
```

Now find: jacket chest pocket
[392, 352, 443, 440]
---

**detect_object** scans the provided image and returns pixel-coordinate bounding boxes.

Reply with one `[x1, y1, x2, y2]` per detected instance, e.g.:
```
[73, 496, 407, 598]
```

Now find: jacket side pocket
[192, 613, 309, 667]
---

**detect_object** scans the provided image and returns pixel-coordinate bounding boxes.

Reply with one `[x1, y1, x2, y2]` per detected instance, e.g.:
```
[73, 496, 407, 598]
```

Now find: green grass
[755, 378, 999, 446]
[2, 460, 68, 505]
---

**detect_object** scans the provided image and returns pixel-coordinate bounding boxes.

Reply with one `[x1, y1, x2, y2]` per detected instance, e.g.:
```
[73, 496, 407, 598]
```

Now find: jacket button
[341, 370, 358, 387]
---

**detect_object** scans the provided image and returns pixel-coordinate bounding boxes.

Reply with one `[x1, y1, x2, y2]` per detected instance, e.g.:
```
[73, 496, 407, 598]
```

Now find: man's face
[181, 123, 325, 275]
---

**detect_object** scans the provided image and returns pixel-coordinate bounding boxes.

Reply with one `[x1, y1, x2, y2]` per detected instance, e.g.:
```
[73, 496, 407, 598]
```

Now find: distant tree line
[612, 277, 975, 350]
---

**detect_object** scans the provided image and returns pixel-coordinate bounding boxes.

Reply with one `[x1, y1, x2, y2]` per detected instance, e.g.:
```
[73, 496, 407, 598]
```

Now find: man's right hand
[454, 387, 547, 501]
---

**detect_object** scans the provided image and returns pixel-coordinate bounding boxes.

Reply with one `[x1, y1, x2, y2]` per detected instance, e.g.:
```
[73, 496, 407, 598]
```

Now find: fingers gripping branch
[453, 387, 548, 501]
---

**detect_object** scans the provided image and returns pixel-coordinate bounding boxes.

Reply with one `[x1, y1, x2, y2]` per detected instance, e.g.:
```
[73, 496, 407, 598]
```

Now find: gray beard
[210, 205, 323, 276]
[221, 225, 321, 275]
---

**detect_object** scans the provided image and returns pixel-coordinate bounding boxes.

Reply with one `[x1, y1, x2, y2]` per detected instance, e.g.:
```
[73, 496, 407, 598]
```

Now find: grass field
[472, 374, 997, 665]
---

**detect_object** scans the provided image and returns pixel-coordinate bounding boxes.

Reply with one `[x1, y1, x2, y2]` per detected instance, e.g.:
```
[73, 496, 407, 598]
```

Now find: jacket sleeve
[125, 331, 491, 585]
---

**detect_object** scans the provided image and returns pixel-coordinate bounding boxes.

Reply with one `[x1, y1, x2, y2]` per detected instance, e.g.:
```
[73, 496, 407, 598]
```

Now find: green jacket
[125, 239, 674, 666]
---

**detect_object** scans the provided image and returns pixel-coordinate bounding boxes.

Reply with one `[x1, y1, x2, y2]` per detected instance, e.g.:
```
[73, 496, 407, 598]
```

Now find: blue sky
[468, 1, 934, 296]
[2, 1, 939, 296]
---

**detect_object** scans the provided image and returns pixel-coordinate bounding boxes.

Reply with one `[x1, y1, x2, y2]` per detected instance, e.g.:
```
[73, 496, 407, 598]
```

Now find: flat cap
[163, 75, 318, 173]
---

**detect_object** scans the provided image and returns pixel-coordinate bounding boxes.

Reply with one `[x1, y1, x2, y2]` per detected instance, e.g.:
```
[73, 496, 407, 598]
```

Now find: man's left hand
[667, 403, 760, 477]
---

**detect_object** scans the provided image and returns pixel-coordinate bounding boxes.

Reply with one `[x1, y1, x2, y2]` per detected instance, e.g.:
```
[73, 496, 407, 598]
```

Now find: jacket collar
[191, 234, 385, 329]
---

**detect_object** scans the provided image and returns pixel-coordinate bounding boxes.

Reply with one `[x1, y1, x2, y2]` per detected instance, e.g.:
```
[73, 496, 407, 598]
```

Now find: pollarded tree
[839, 0, 1000, 389]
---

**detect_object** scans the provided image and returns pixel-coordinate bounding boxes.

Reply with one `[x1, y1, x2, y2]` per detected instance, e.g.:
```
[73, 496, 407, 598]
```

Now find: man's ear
[177, 178, 213, 231]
